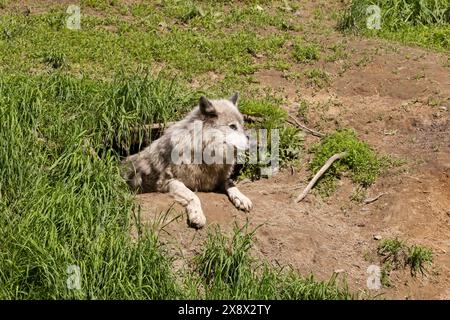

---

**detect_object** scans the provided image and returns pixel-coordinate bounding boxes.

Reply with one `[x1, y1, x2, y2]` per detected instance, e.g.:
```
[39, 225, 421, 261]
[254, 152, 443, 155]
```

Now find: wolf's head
[197, 92, 248, 150]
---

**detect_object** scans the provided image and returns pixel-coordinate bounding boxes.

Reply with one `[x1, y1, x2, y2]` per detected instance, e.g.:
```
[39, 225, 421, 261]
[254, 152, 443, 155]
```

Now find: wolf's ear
[229, 92, 239, 105]
[199, 96, 216, 116]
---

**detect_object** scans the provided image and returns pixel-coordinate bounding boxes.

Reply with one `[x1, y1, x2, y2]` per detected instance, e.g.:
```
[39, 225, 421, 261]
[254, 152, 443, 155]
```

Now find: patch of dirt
[133, 1, 450, 299]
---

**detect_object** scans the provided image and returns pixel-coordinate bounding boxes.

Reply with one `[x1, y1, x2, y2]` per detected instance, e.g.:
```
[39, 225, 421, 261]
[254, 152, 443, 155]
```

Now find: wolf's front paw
[186, 203, 206, 229]
[227, 187, 253, 212]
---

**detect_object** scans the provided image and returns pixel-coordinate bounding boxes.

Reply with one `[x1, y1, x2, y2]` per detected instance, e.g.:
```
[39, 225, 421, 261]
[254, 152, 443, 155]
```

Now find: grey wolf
[122, 93, 253, 228]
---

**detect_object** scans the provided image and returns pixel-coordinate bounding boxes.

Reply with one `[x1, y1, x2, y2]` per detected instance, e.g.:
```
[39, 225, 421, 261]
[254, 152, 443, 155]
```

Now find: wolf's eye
[229, 124, 238, 130]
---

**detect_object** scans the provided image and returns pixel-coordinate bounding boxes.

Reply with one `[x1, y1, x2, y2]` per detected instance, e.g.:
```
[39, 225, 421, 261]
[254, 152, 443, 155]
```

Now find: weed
[309, 129, 386, 195]
[297, 99, 310, 122]
[292, 41, 320, 63]
[305, 68, 330, 88]
[326, 43, 348, 62]
[350, 186, 367, 203]
[380, 262, 393, 287]
[238, 98, 302, 179]
[407, 245, 433, 276]
[378, 238, 408, 269]
[376, 238, 434, 286]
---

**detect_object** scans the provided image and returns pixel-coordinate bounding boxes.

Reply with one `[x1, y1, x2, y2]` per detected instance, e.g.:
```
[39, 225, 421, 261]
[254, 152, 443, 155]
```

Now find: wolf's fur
[122, 93, 252, 228]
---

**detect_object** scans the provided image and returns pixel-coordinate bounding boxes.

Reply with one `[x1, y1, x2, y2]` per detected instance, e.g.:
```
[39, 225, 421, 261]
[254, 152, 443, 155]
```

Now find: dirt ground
[136, 5, 450, 299]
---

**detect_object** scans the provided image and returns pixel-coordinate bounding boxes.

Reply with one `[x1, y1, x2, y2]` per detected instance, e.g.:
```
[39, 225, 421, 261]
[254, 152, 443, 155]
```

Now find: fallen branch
[287, 115, 325, 138]
[295, 151, 348, 203]
[130, 122, 174, 133]
[363, 193, 387, 205]
[130, 115, 263, 134]
[243, 114, 264, 124]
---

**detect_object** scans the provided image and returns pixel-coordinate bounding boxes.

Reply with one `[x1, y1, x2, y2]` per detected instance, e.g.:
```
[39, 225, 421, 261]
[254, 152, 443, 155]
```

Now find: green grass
[305, 68, 330, 88]
[377, 239, 433, 285]
[0, 72, 192, 299]
[238, 98, 303, 179]
[407, 245, 434, 276]
[292, 40, 320, 63]
[338, 0, 450, 51]
[297, 99, 310, 122]
[0, 0, 294, 85]
[309, 129, 389, 196]
[191, 224, 354, 299]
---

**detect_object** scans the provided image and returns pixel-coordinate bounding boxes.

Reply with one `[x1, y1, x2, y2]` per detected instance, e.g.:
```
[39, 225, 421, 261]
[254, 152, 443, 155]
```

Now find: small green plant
[326, 44, 348, 62]
[407, 245, 433, 276]
[310, 129, 386, 195]
[380, 262, 393, 287]
[279, 126, 303, 166]
[297, 99, 310, 122]
[305, 68, 330, 88]
[179, 2, 206, 23]
[350, 186, 367, 203]
[238, 98, 302, 179]
[292, 42, 320, 63]
[378, 238, 408, 269]
[376, 239, 434, 286]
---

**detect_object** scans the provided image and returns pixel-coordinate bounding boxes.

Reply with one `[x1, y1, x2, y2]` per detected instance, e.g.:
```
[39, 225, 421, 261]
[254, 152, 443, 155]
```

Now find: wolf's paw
[186, 203, 206, 229]
[227, 187, 253, 212]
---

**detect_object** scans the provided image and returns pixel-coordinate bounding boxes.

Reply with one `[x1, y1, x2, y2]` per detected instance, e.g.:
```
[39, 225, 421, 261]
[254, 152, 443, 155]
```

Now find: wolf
[122, 93, 253, 228]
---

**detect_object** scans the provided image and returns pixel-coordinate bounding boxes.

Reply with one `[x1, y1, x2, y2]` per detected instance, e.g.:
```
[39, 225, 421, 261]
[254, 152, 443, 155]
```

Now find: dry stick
[130, 122, 174, 133]
[287, 115, 325, 138]
[363, 193, 387, 205]
[130, 115, 263, 133]
[295, 151, 348, 203]
[243, 114, 264, 124]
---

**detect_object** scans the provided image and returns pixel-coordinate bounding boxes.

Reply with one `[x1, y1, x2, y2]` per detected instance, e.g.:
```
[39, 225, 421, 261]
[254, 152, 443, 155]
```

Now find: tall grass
[0, 72, 352, 299]
[338, 0, 450, 50]
[190, 224, 354, 300]
[0, 72, 188, 299]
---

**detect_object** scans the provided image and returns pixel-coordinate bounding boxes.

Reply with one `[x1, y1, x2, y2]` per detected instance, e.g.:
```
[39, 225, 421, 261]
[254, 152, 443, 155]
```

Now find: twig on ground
[243, 114, 263, 124]
[130, 115, 262, 134]
[287, 114, 325, 137]
[130, 122, 174, 133]
[363, 193, 387, 205]
[295, 151, 348, 203]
